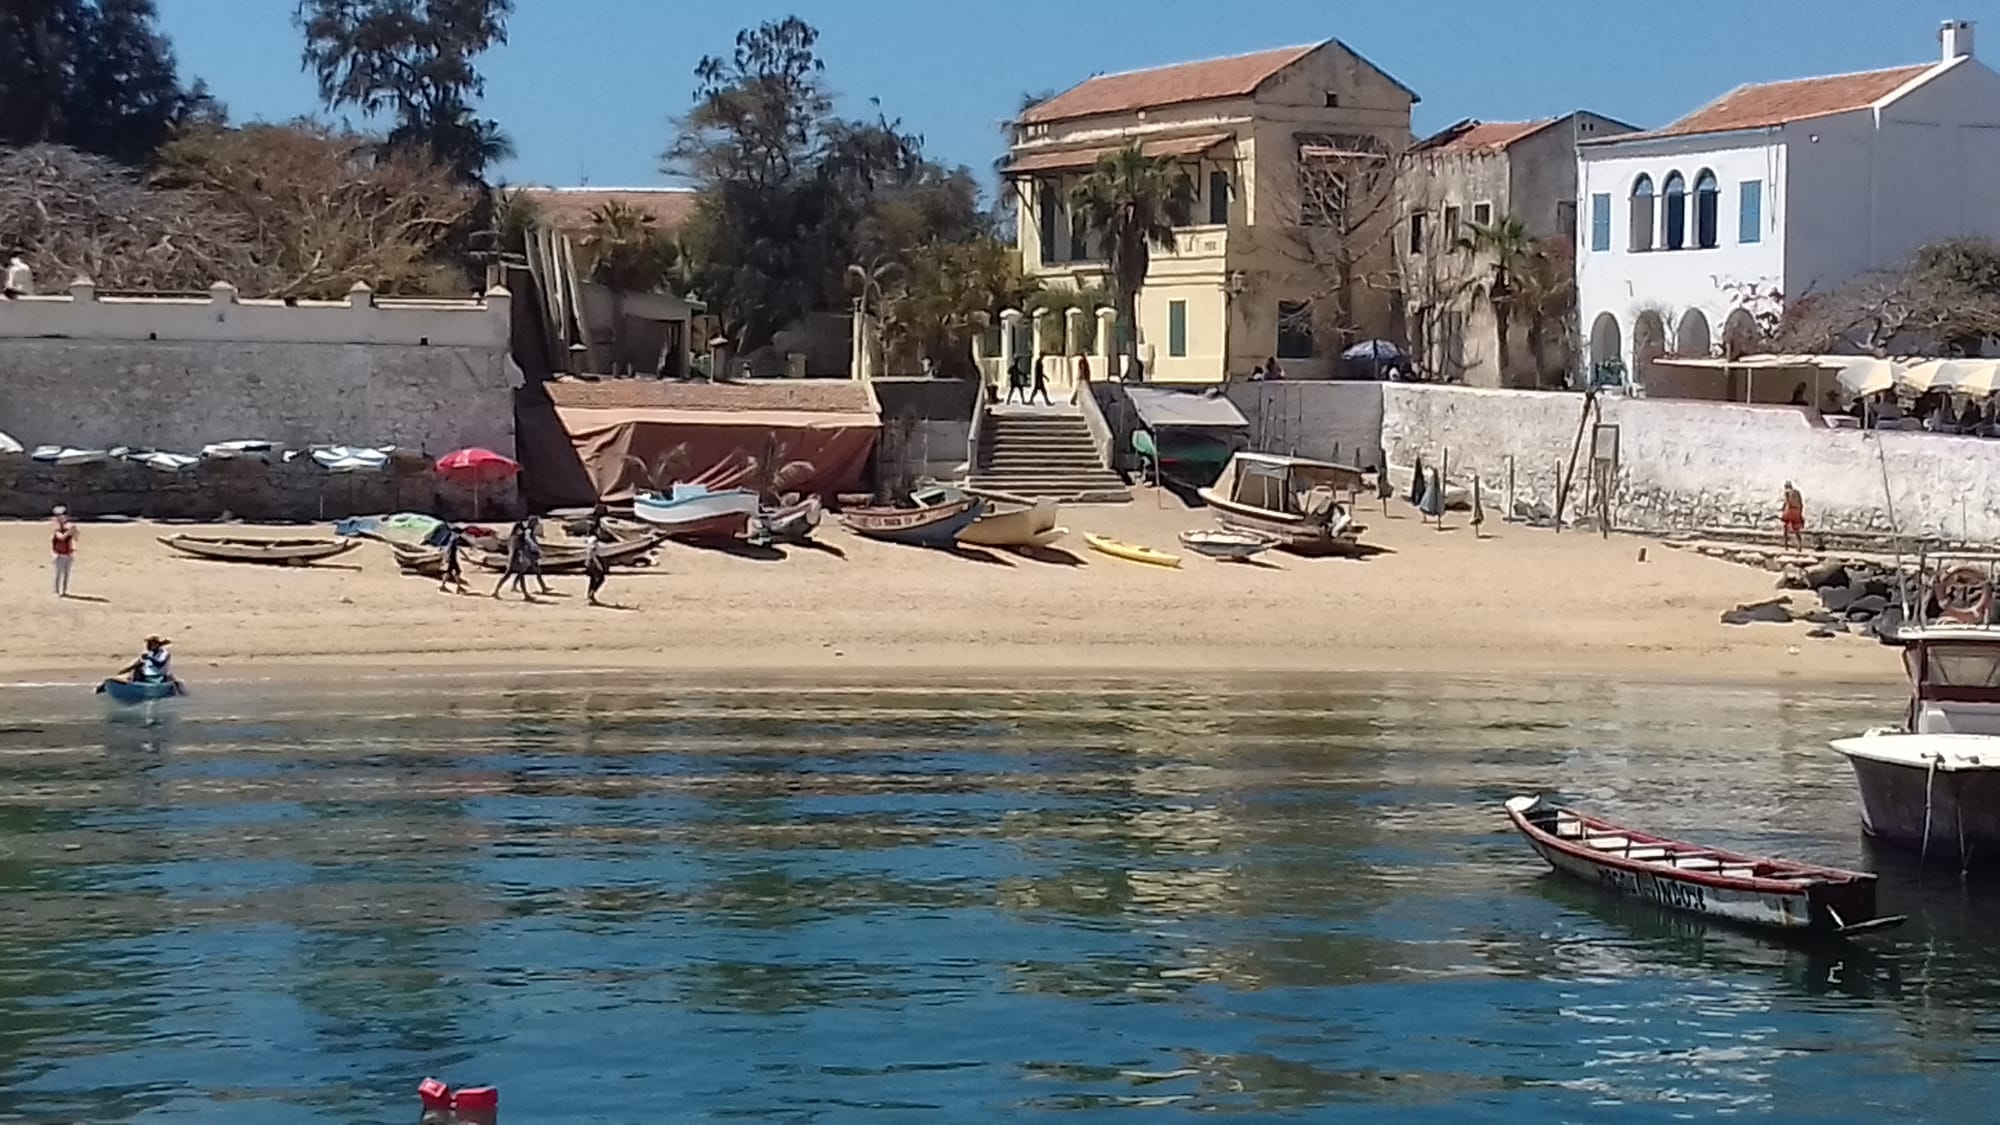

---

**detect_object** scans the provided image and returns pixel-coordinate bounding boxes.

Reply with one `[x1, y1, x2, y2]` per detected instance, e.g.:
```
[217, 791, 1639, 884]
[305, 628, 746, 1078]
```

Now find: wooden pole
[1438, 448, 1449, 530]
[1552, 460, 1564, 533]
[1505, 455, 1515, 523]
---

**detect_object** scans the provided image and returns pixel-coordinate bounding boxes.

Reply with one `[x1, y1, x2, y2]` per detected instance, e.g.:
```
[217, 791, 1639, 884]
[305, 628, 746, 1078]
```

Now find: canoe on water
[98, 679, 181, 704]
[1083, 533, 1181, 568]
[1505, 795, 1904, 936]
[160, 535, 361, 565]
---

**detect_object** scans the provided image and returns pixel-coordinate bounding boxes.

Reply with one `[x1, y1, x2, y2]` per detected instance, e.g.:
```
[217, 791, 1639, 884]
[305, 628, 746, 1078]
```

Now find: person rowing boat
[117, 635, 183, 693]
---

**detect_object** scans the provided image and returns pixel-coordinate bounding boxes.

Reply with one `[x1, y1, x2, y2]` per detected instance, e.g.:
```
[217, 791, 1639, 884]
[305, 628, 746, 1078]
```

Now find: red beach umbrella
[434, 448, 519, 518]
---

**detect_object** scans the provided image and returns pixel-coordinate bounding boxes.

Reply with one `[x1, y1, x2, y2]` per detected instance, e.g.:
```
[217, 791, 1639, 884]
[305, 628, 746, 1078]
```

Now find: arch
[1694, 169, 1720, 249]
[1721, 308, 1758, 359]
[1675, 308, 1712, 357]
[1589, 312, 1622, 384]
[1662, 171, 1688, 250]
[1633, 309, 1668, 388]
[1629, 174, 1655, 252]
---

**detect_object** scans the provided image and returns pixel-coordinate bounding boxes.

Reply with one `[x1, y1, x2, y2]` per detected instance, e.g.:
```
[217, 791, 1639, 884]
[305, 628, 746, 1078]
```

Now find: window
[1443, 204, 1461, 240]
[1168, 300, 1188, 358]
[1662, 171, 1687, 250]
[1209, 170, 1230, 225]
[1472, 201, 1493, 227]
[1038, 182, 1059, 263]
[1694, 169, 1719, 249]
[1629, 174, 1655, 252]
[1069, 213, 1090, 261]
[1408, 211, 1427, 255]
[1589, 193, 1611, 251]
[1277, 301, 1314, 359]
[1323, 92, 1339, 108]
[1739, 180, 1763, 244]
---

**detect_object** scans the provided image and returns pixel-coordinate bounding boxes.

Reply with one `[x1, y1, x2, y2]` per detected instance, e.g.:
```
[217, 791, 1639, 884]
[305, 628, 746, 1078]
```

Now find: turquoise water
[0, 674, 1992, 1122]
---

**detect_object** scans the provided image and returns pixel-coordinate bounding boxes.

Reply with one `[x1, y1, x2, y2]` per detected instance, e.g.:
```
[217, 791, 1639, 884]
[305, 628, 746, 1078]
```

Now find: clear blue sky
[157, 0, 2000, 193]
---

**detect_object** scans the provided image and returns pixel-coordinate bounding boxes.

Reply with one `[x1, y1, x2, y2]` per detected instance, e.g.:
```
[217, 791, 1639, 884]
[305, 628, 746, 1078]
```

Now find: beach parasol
[1836, 357, 1903, 398]
[1935, 358, 2000, 398]
[435, 448, 520, 518]
[1897, 359, 1974, 395]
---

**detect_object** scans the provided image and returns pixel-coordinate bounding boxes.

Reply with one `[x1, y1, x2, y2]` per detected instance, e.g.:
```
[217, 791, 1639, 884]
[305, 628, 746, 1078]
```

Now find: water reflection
[0, 674, 1996, 1121]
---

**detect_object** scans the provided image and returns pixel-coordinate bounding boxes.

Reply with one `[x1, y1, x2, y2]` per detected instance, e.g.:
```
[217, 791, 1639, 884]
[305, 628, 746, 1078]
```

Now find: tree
[1512, 236, 1576, 387]
[580, 200, 682, 371]
[294, 0, 514, 182]
[154, 122, 478, 298]
[0, 0, 201, 165]
[881, 236, 1038, 376]
[1453, 215, 1540, 385]
[1772, 239, 2000, 356]
[1067, 144, 1193, 358]
[1275, 135, 1408, 350]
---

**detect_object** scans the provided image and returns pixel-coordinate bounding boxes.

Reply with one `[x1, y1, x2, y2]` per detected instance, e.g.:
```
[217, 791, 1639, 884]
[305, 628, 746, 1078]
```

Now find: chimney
[1943, 18, 1974, 61]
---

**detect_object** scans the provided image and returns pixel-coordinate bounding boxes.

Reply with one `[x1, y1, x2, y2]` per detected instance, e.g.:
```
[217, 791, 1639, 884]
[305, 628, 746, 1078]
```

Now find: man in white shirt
[3, 255, 32, 298]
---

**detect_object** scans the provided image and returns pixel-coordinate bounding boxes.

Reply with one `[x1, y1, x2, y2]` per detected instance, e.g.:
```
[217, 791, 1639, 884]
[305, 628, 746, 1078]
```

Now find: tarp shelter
[518, 379, 880, 508]
[1647, 354, 1847, 405]
[1123, 386, 1250, 430]
[1123, 386, 1248, 488]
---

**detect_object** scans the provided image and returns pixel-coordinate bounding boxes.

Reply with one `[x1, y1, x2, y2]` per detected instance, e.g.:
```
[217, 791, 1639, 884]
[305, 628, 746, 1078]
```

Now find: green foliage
[883, 236, 1038, 376]
[0, 0, 205, 165]
[1026, 284, 1113, 353]
[1067, 144, 1194, 354]
[580, 200, 680, 294]
[293, 0, 513, 182]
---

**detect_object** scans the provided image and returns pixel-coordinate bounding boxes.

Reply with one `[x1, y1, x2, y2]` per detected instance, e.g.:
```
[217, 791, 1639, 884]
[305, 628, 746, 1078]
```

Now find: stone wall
[872, 378, 977, 481]
[0, 453, 516, 523]
[0, 283, 517, 457]
[1225, 381, 1385, 469]
[1379, 384, 2000, 542]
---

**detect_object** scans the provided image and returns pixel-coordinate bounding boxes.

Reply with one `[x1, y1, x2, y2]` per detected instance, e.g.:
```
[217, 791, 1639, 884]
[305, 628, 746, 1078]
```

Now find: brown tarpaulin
[553, 405, 878, 503]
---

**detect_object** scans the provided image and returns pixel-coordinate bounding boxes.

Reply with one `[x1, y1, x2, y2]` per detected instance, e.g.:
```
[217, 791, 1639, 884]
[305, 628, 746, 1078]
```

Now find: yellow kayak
[1084, 533, 1181, 568]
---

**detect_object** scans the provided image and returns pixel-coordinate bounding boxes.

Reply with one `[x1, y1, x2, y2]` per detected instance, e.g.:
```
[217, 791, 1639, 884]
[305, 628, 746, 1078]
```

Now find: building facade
[1577, 19, 2000, 390]
[1004, 40, 1416, 384]
[1400, 113, 1633, 388]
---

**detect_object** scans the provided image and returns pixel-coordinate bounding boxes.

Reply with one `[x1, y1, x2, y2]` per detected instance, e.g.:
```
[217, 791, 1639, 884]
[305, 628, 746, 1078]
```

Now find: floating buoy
[453, 1087, 499, 1112]
[418, 1078, 452, 1109]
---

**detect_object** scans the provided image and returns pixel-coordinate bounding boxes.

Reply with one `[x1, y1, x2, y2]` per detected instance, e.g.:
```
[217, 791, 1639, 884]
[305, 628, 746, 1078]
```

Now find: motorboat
[1830, 552, 2000, 864]
[1505, 795, 1901, 936]
[633, 482, 758, 540]
[1197, 452, 1366, 555]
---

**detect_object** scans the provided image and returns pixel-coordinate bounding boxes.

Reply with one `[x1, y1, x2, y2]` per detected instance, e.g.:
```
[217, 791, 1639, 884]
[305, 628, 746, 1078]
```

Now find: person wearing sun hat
[119, 635, 177, 689]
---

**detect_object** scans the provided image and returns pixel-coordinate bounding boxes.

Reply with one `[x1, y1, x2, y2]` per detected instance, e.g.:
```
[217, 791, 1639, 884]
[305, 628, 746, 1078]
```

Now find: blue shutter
[1168, 301, 1188, 358]
[1589, 193, 1611, 252]
[1738, 181, 1763, 244]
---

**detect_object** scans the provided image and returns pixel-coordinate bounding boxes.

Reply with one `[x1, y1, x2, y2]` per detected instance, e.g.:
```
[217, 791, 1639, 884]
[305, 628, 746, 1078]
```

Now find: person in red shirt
[50, 506, 75, 598]
[1781, 482, 1805, 551]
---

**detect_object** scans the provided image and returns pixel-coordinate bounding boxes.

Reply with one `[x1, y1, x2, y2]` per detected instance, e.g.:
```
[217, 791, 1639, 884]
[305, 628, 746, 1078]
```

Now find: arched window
[1662, 171, 1687, 251]
[1694, 169, 1719, 249]
[1629, 174, 1655, 252]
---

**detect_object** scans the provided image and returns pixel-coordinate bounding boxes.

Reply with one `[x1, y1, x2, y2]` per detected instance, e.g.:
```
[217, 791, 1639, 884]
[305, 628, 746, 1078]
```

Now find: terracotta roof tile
[1004, 131, 1233, 175]
[546, 378, 876, 415]
[1020, 43, 1319, 125]
[1417, 118, 1556, 154]
[1650, 64, 1934, 138]
[516, 188, 699, 234]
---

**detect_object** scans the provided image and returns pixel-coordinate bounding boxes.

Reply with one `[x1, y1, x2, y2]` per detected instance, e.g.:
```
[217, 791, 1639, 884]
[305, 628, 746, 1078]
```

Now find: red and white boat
[1505, 795, 1902, 936]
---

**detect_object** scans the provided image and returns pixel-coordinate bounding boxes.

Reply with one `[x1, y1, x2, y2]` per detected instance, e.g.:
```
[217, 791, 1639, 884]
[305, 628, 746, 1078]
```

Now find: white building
[1576, 19, 2000, 390]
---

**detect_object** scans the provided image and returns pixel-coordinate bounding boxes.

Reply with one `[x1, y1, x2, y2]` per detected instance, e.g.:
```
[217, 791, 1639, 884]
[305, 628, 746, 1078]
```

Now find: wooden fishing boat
[97, 679, 181, 704]
[468, 533, 662, 574]
[1179, 528, 1276, 562]
[840, 495, 984, 546]
[1083, 533, 1181, 568]
[160, 535, 361, 565]
[1198, 452, 1366, 556]
[958, 498, 1063, 549]
[634, 484, 758, 540]
[754, 496, 823, 544]
[1505, 795, 1903, 936]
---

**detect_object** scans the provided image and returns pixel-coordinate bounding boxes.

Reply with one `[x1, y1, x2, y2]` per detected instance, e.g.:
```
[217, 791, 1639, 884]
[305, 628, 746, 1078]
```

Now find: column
[1094, 307, 1117, 379]
[999, 308, 1023, 379]
[849, 299, 866, 380]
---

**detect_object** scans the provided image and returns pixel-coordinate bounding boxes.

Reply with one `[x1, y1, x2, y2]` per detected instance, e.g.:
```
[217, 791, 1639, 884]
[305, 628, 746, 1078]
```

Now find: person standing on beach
[491, 520, 536, 601]
[584, 504, 612, 607]
[523, 516, 553, 595]
[1781, 481, 1805, 551]
[438, 523, 469, 594]
[50, 506, 75, 597]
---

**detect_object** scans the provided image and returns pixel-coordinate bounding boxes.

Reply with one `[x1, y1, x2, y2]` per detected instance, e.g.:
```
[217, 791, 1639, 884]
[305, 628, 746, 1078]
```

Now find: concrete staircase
[970, 409, 1131, 502]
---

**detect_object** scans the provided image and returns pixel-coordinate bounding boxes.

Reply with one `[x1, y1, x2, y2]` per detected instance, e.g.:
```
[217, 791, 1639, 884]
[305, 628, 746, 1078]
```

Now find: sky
[155, 0, 2000, 194]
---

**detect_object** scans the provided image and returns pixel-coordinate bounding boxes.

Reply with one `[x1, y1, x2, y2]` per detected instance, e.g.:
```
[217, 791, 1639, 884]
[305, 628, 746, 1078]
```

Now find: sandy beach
[0, 492, 1902, 686]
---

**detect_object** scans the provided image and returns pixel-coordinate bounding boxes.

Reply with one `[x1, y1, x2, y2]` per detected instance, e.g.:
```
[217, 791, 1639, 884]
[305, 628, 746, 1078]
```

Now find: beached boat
[1505, 795, 1902, 936]
[633, 483, 758, 540]
[1198, 452, 1366, 556]
[1083, 533, 1180, 568]
[840, 495, 984, 546]
[959, 498, 1063, 549]
[1178, 528, 1276, 562]
[97, 679, 181, 704]
[468, 533, 662, 573]
[159, 535, 361, 565]
[1828, 555, 2000, 863]
[754, 496, 823, 544]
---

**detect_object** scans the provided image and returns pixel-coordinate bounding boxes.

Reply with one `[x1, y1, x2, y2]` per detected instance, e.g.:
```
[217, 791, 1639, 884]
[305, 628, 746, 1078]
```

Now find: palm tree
[582, 201, 679, 372]
[1512, 237, 1576, 387]
[1068, 144, 1194, 362]
[1454, 215, 1541, 384]
[844, 258, 902, 378]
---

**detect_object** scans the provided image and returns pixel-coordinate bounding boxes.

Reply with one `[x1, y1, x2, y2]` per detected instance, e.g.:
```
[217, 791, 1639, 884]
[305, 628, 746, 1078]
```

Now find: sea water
[0, 674, 1991, 1123]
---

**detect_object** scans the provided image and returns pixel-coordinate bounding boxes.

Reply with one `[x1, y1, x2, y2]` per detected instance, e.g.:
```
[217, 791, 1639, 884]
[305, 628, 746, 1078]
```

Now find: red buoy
[417, 1078, 452, 1109]
[452, 1086, 499, 1112]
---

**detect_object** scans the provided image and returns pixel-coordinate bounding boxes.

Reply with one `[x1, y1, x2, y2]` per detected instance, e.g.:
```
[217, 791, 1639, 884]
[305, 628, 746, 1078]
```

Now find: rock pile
[1722, 558, 1922, 641]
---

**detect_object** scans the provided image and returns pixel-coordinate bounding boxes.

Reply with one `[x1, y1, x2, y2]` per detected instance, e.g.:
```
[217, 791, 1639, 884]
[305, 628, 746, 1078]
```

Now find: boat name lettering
[1595, 866, 1704, 911]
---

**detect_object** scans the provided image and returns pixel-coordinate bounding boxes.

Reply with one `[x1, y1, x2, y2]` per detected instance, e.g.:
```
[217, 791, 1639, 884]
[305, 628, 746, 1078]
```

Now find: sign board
[1591, 423, 1620, 464]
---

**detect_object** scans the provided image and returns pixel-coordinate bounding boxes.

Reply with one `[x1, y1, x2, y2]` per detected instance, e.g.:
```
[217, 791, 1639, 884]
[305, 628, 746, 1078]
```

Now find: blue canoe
[99, 679, 180, 704]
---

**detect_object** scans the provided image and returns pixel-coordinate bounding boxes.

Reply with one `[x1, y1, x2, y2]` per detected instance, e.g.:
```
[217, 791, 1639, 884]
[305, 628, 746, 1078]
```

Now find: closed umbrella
[1836, 357, 1903, 398]
[435, 447, 520, 518]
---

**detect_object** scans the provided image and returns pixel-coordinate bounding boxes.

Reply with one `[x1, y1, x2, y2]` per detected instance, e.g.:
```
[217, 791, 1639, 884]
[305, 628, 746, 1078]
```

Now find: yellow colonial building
[1003, 40, 1416, 383]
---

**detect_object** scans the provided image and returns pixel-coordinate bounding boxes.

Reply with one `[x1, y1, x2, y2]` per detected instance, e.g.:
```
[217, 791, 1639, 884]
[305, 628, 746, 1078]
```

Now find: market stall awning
[1125, 386, 1248, 429]
[1003, 132, 1233, 175]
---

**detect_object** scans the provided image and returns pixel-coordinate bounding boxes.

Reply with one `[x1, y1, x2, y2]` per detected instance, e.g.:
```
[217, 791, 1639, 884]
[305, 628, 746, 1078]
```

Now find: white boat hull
[1831, 736, 2000, 862]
